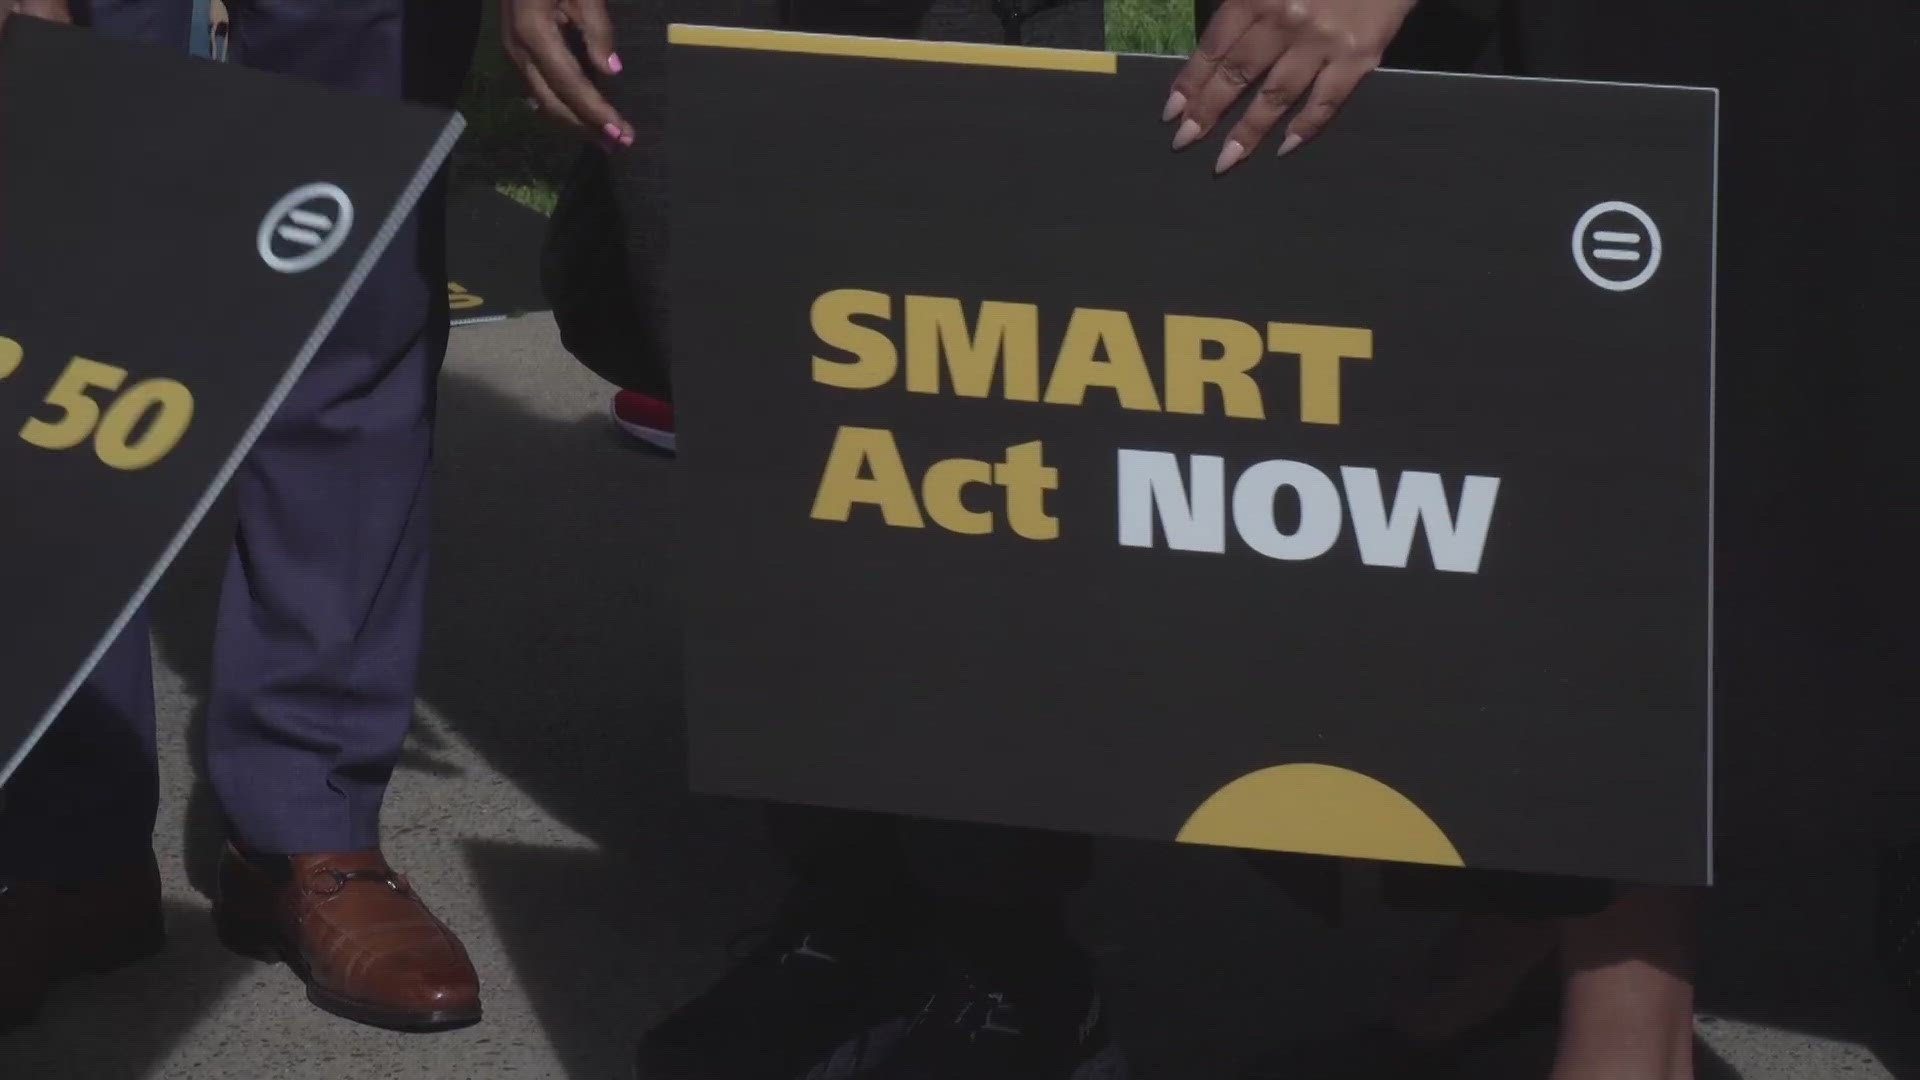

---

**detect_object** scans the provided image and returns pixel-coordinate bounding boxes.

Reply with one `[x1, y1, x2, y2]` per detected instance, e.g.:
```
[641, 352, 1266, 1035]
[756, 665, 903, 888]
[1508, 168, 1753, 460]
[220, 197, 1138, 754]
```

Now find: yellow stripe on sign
[667, 24, 1118, 75]
[1178, 764, 1465, 867]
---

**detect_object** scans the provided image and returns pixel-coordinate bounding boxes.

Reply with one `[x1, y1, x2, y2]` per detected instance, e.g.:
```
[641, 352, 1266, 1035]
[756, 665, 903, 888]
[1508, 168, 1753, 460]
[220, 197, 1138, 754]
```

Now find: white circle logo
[1572, 201, 1662, 293]
[258, 183, 354, 274]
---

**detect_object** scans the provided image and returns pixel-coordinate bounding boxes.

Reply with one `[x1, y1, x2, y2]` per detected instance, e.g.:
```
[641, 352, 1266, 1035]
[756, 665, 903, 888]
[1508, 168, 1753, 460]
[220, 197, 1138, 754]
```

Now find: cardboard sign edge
[662, 23, 1720, 97]
[666, 27, 1721, 885]
[0, 113, 470, 790]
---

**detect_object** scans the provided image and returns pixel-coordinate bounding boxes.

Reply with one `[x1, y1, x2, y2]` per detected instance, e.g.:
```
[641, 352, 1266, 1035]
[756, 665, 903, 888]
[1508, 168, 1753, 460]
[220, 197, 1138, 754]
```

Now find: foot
[613, 390, 676, 453]
[0, 852, 165, 1029]
[860, 968, 1126, 1080]
[635, 924, 910, 1079]
[213, 844, 481, 1033]
[635, 922, 1125, 1080]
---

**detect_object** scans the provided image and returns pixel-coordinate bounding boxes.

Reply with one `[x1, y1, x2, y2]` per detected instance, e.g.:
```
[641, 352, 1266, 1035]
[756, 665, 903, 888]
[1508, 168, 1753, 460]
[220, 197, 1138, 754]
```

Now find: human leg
[203, 0, 485, 1032]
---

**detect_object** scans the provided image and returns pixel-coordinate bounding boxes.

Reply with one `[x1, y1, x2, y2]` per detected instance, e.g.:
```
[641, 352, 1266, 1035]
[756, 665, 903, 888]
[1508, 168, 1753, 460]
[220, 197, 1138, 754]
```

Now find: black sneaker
[635, 926, 918, 1080]
[859, 972, 1128, 1080]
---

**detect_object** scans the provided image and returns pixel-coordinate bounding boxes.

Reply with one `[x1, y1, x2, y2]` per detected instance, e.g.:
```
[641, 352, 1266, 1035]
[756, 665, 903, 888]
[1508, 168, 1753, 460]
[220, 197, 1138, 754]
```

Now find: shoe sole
[612, 403, 677, 452]
[216, 911, 481, 1034]
[307, 982, 483, 1034]
[631, 1025, 1125, 1080]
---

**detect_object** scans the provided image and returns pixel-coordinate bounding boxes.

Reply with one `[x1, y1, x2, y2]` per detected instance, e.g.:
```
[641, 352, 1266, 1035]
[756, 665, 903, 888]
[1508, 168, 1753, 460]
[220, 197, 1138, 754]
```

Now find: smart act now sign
[0, 18, 460, 786]
[670, 27, 1717, 885]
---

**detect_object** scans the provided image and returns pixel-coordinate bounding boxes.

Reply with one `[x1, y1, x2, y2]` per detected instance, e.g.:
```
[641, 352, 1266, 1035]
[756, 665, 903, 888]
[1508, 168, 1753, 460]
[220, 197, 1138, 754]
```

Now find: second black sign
[670, 27, 1716, 885]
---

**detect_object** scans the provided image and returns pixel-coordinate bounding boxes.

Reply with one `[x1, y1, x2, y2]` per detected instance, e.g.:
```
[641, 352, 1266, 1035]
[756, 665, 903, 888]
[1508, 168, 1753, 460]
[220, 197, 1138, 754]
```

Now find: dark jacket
[542, 0, 1104, 397]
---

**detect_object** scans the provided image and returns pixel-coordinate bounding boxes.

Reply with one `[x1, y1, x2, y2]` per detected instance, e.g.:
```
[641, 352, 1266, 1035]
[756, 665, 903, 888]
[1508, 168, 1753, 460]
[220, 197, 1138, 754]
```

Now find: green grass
[496, 179, 560, 216]
[1105, 0, 1195, 56]
[455, 4, 574, 197]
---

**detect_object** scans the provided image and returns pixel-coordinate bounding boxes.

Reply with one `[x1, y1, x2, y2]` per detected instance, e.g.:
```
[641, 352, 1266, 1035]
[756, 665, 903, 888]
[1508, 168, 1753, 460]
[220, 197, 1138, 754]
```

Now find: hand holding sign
[1166, 0, 1415, 173]
[500, 0, 633, 148]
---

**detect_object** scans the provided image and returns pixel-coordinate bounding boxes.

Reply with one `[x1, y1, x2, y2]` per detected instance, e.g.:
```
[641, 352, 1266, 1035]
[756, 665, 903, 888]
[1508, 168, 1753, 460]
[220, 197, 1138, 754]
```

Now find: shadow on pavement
[426, 365, 1920, 1079]
[422, 367, 783, 1078]
[0, 900, 253, 1079]
[133, 356, 1919, 1079]
[1700, 854, 1920, 1079]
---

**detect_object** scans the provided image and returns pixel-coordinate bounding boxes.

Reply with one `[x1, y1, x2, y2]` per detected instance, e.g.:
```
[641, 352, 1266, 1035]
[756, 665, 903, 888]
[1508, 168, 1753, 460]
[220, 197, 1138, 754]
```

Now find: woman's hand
[0, 1, 75, 35]
[501, 0, 633, 147]
[1164, 0, 1415, 173]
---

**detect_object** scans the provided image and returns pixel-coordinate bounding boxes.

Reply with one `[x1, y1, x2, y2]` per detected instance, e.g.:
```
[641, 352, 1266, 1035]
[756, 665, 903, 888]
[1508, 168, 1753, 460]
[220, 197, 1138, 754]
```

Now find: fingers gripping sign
[1164, 0, 1414, 174]
[500, 0, 633, 148]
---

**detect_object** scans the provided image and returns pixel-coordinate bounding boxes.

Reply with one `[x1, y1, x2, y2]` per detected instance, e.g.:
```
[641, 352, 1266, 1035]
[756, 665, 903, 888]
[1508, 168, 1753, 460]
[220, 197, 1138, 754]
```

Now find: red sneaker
[612, 390, 675, 453]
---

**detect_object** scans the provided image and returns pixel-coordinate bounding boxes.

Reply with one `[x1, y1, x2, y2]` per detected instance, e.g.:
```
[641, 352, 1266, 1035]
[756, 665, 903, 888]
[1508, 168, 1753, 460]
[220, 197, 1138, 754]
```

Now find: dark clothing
[1438, 0, 1917, 892]
[547, 0, 1104, 398]
[554, 0, 1107, 954]
[1498, 0, 1920, 875]
[1202, 0, 1915, 913]
[745, 0, 1104, 961]
[0, 0, 480, 877]
[769, 804, 1093, 980]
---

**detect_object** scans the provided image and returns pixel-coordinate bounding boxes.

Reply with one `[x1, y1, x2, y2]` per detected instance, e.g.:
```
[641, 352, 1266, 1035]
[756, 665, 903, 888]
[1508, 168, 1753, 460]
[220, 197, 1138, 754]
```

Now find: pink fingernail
[1161, 90, 1186, 123]
[607, 53, 624, 74]
[1278, 133, 1304, 157]
[1171, 118, 1203, 151]
[619, 132, 635, 147]
[604, 122, 624, 141]
[1214, 139, 1246, 174]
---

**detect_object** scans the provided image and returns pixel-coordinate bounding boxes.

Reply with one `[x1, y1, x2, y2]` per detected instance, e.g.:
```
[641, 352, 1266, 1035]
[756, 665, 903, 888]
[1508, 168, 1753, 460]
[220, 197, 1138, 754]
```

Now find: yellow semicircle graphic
[1177, 763, 1464, 867]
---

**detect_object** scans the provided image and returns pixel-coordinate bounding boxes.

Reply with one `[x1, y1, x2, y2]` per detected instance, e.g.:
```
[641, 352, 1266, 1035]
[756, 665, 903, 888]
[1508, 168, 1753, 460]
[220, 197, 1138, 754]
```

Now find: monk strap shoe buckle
[304, 867, 412, 898]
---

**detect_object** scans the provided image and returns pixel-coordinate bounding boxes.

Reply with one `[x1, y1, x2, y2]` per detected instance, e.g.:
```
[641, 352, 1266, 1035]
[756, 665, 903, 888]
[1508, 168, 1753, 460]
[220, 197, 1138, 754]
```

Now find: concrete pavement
[1, 314, 1913, 1079]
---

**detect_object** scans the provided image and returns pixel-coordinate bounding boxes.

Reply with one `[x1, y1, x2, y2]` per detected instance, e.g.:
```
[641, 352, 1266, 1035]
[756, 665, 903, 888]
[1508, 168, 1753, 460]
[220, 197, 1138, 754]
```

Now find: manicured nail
[1277, 132, 1304, 157]
[1171, 118, 1203, 151]
[1161, 90, 1186, 123]
[607, 53, 624, 74]
[1213, 139, 1246, 174]
[619, 132, 635, 147]
[604, 122, 624, 142]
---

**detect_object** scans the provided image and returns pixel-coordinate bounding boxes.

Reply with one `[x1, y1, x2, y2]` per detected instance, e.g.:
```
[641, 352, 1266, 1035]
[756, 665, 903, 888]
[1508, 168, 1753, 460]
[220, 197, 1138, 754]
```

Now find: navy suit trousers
[0, 0, 479, 876]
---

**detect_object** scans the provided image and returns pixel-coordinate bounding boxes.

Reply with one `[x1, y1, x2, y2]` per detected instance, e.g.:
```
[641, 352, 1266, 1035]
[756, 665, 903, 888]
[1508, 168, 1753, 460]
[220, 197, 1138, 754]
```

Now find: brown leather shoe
[0, 853, 165, 1028]
[213, 844, 481, 1032]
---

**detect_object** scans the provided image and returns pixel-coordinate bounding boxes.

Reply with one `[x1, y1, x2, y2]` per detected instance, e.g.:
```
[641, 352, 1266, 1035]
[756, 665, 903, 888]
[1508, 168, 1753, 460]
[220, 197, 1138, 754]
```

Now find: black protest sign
[446, 180, 551, 326]
[0, 18, 461, 786]
[671, 27, 1716, 885]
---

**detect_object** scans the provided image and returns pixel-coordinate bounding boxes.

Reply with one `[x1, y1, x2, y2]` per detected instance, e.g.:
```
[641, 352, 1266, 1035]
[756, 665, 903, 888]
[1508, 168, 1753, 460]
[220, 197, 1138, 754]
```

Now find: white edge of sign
[1704, 88, 1720, 886]
[1115, 43, 1724, 97]
[0, 112, 469, 791]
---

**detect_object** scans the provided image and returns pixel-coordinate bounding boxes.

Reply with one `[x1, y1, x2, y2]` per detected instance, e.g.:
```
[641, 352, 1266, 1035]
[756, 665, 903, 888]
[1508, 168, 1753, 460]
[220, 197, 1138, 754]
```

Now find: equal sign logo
[1573, 201, 1663, 293]
[1592, 229, 1644, 263]
[257, 183, 355, 275]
